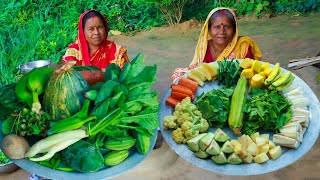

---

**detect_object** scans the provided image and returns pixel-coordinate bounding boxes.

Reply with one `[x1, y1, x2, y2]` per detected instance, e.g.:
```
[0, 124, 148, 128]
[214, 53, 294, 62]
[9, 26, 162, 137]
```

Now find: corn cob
[228, 76, 247, 135]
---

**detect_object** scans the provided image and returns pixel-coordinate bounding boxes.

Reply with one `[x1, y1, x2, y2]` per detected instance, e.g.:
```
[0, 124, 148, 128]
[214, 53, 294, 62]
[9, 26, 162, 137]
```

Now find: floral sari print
[172, 7, 262, 82]
[62, 10, 129, 71]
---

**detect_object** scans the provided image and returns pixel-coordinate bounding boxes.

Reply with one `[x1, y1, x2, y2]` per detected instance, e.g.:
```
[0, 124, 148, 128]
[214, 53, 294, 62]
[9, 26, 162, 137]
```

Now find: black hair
[208, 9, 236, 32]
[82, 10, 107, 31]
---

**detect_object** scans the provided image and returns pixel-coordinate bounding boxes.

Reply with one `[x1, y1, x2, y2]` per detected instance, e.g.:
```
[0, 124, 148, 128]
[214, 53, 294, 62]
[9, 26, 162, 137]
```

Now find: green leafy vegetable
[242, 87, 293, 135]
[217, 58, 241, 88]
[195, 87, 234, 127]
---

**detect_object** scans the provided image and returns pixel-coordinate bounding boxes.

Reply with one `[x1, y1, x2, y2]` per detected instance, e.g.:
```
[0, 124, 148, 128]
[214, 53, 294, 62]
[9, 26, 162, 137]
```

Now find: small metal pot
[19, 60, 51, 74]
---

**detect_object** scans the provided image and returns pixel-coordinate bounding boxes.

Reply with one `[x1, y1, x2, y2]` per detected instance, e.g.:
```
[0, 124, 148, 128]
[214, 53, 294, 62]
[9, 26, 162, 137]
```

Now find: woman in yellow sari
[172, 7, 262, 82]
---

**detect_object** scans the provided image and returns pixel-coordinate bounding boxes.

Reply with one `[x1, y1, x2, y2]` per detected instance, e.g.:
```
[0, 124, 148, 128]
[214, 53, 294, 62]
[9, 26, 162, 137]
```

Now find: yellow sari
[172, 7, 262, 82]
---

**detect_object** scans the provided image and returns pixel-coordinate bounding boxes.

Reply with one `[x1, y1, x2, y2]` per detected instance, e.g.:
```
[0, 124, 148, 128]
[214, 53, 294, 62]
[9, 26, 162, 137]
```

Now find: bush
[0, 0, 162, 86]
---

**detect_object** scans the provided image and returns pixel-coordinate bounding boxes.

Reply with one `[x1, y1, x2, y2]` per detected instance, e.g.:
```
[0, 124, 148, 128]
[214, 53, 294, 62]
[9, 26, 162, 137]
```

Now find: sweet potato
[78, 70, 105, 85]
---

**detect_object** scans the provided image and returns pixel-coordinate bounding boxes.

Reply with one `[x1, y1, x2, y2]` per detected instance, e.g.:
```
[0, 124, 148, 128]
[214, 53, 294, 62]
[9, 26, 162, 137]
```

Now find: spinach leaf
[242, 87, 292, 135]
[94, 80, 119, 105]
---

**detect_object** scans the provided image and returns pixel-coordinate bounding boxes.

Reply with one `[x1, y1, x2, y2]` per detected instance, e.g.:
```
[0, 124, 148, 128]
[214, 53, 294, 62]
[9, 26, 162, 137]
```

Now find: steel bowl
[0, 161, 19, 174]
[19, 60, 51, 74]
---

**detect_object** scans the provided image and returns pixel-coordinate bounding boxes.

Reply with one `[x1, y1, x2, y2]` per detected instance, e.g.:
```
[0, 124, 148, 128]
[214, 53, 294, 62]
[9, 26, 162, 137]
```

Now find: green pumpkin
[43, 63, 90, 121]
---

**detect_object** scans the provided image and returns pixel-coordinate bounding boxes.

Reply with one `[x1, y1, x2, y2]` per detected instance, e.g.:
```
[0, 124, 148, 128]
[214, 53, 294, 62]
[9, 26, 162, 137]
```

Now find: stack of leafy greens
[195, 87, 233, 127]
[34, 53, 159, 172]
[88, 53, 159, 139]
[242, 87, 292, 135]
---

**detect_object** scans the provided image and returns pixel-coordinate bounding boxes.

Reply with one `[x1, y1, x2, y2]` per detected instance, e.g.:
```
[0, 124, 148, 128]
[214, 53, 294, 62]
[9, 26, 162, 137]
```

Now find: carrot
[178, 77, 198, 93]
[171, 91, 192, 101]
[171, 84, 194, 97]
[78, 70, 105, 85]
[165, 96, 180, 107]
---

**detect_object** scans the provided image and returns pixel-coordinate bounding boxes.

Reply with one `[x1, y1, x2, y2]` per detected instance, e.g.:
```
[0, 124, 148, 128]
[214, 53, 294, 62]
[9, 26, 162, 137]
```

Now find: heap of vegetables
[1, 53, 159, 173]
[163, 58, 308, 166]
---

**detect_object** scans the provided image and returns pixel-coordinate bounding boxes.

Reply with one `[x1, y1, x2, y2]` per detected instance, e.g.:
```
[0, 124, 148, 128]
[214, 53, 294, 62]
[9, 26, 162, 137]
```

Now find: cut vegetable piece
[250, 132, 260, 143]
[191, 68, 206, 81]
[241, 68, 254, 79]
[178, 77, 198, 93]
[197, 66, 212, 81]
[246, 142, 258, 156]
[201, 63, 218, 77]
[211, 151, 227, 164]
[213, 128, 230, 142]
[227, 153, 242, 164]
[199, 132, 215, 151]
[253, 152, 269, 163]
[187, 73, 204, 87]
[194, 149, 209, 159]
[242, 154, 253, 164]
[187, 133, 207, 152]
[205, 138, 221, 155]
[255, 137, 267, 147]
[252, 60, 263, 73]
[261, 62, 270, 71]
[171, 91, 192, 101]
[165, 96, 180, 107]
[268, 146, 282, 160]
[171, 84, 194, 97]
[268, 140, 276, 149]
[239, 58, 253, 69]
[251, 74, 265, 88]
[221, 141, 234, 154]
[273, 134, 300, 149]
[259, 144, 270, 154]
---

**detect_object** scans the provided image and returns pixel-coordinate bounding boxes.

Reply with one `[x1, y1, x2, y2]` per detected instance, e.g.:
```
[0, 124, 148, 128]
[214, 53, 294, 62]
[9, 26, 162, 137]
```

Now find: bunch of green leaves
[242, 87, 292, 135]
[0, 83, 24, 120]
[195, 87, 234, 127]
[87, 53, 159, 139]
[217, 58, 241, 88]
[2, 108, 52, 137]
[0, 150, 10, 164]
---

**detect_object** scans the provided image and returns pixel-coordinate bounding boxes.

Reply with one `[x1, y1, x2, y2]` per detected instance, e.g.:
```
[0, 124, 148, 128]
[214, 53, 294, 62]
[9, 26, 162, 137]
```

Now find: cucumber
[104, 150, 129, 166]
[135, 132, 150, 155]
[104, 136, 136, 150]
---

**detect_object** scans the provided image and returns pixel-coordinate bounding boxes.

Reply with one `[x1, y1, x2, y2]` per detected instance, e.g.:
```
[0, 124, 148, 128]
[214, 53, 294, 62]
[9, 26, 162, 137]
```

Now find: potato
[1, 134, 30, 159]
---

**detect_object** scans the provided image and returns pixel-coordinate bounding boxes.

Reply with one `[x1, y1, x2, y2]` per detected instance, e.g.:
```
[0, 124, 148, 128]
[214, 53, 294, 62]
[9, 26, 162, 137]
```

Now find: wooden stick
[288, 56, 320, 70]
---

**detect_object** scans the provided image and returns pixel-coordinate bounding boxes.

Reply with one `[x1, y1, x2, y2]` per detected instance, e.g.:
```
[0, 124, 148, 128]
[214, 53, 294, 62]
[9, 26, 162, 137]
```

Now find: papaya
[27, 67, 54, 113]
[15, 73, 33, 107]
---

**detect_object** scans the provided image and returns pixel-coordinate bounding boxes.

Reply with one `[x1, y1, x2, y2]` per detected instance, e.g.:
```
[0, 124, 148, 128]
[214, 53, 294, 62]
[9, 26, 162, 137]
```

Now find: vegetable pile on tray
[163, 58, 311, 165]
[0, 53, 159, 173]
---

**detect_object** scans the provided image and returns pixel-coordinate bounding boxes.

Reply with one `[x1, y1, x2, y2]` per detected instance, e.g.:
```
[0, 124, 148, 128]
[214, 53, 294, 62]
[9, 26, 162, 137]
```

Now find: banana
[275, 75, 295, 91]
[15, 73, 33, 107]
[264, 63, 280, 85]
[27, 67, 54, 113]
[272, 71, 293, 87]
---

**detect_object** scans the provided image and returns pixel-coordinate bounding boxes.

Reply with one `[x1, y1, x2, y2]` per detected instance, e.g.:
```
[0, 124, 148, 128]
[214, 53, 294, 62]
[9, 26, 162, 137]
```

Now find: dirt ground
[2, 14, 320, 180]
